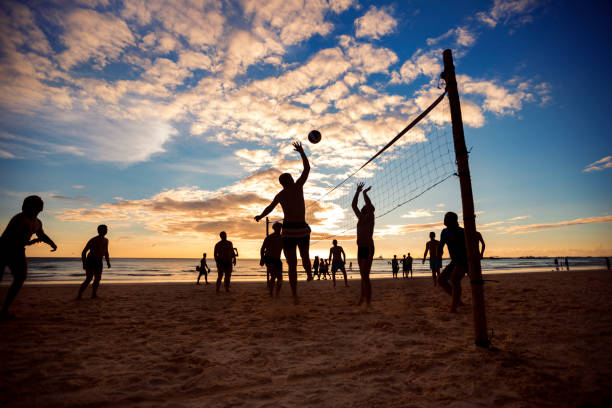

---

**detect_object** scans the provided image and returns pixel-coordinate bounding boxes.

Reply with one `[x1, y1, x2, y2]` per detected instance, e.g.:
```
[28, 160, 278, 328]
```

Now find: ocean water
[2, 257, 608, 284]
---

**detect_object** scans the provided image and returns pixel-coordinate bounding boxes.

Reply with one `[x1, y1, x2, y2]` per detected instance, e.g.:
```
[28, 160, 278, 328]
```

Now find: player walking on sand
[260, 222, 284, 298]
[422, 232, 441, 286]
[197, 253, 211, 285]
[255, 141, 313, 304]
[0, 196, 57, 319]
[77, 224, 111, 299]
[437, 212, 468, 313]
[214, 232, 236, 293]
[352, 183, 375, 307]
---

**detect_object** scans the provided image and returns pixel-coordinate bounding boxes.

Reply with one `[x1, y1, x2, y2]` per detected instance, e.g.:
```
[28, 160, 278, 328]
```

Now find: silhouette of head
[22, 195, 43, 216]
[403, 254, 406, 258]
[272, 222, 282, 232]
[444, 212, 459, 228]
[279, 173, 294, 188]
[315, 255, 319, 260]
[220, 231, 227, 240]
[332, 239, 337, 246]
[203, 252, 206, 257]
[97, 224, 108, 236]
[394, 254, 397, 258]
[429, 231, 435, 239]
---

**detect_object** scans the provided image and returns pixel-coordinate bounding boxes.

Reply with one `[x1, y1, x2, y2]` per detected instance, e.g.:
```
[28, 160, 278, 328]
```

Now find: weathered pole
[442, 49, 490, 348]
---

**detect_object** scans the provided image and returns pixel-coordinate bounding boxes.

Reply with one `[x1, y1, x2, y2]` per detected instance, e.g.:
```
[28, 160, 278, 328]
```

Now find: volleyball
[308, 130, 321, 144]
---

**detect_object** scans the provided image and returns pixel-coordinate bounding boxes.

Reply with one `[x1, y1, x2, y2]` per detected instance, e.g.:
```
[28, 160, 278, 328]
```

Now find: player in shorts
[328, 239, 348, 288]
[352, 183, 375, 307]
[422, 232, 442, 286]
[255, 141, 313, 304]
[260, 222, 284, 298]
[214, 231, 236, 293]
[197, 252, 210, 285]
[77, 224, 111, 299]
[391, 255, 399, 278]
[438, 212, 468, 313]
[1, 195, 57, 319]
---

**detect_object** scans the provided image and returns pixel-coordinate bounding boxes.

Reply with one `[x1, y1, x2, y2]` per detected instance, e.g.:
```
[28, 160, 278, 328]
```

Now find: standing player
[254, 141, 313, 304]
[77, 224, 111, 299]
[313, 256, 320, 280]
[422, 232, 441, 286]
[401, 255, 409, 278]
[1, 196, 57, 319]
[391, 255, 399, 278]
[328, 239, 348, 288]
[197, 252, 211, 285]
[214, 231, 236, 293]
[437, 212, 468, 313]
[260, 222, 283, 298]
[352, 183, 375, 307]
[407, 253, 413, 278]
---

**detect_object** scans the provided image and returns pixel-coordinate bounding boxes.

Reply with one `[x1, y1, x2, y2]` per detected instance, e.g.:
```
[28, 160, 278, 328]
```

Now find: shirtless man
[260, 222, 283, 298]
[214, 231, 236, 293]
[255, 141, 313, 304]
[423, 232, 441, 285]
[197, 252, 210, 285]
[77, 225, 111, 299]
[1, 195, 57, 319]
[352, 183, 375, 307]
[328, 239, 348, 288]
[438, 212, 468, 313]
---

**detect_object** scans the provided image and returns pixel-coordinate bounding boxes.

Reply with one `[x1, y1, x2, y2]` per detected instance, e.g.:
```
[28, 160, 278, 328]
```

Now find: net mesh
[306, 92, 456, 243]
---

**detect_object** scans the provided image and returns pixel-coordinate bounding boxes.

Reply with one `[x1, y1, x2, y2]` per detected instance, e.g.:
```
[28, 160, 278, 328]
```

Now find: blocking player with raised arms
[352, 183, 375, 308]
[0, 195, 57, 319]
[254, 141, 313, 304]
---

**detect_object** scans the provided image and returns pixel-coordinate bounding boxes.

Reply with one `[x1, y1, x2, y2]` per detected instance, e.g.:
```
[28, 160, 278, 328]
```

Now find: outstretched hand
[254, 215, 262, 222]
[50, 245, 57, 252]
[356, 182, 364, 192]
[364, 186, 372, 193]
[292, 141, 304, 153]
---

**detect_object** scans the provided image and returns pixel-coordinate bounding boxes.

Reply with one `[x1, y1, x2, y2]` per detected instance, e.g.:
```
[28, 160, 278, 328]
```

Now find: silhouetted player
[391, 255, 399, 278]
[423, 232, 441, 285]
[1, 196, 56, 319]
[476, 231, 485, 258]
[197, 253, 210, 285]
[313, 256, 320, 280]
[554, 258, 559, 271]
[352, 183, 375, 307]
[260, 222, 283, 298]
[329, 239, 348, 288]
[214, 231, 236, 293]
[438, 212, 468, 313]
[606, 257, 610, 271]
[564, 257, 569, 271]
[255, 141, 313, 303]
[77, 224, 111, 299]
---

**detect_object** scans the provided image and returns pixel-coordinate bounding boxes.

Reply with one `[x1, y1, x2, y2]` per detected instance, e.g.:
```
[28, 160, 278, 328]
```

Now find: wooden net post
[442, 49, 490, 348]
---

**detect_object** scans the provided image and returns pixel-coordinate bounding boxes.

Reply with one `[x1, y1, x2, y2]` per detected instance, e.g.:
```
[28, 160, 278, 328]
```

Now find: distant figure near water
[554, 258, 559, 271]
[77, 224, 111, 299]
[196, 253, 210, 285]
[352, 183, 375, 307]
[1, 196, 57, 319]
[313, 256, 320, 280]
[260, 222, 283, 298]
[565, 257, 569, 271]
[607, 257, 610, 271]
[255, 141, 313, 304]
[391, 255, 399, 278]
[214, 231, 236, 293]
[329, 239, 348, 288]
[438, 212, 467, 313]
[423, 232, 441, 286]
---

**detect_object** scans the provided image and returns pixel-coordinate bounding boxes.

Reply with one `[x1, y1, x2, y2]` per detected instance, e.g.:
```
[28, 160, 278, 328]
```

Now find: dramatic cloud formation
[504, 215, 612, 233]
[354, 6, 397, 40]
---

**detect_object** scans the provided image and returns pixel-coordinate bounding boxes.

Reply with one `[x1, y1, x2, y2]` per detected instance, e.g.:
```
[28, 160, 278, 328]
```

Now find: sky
[0, 0, 611, 259]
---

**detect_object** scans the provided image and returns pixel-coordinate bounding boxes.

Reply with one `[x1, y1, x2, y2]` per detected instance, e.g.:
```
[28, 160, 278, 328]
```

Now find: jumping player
[77, 224, 111, 299]
[1, 195, 57, 319]
[255, 141, 313, 304]
[260, 222, 283, 298]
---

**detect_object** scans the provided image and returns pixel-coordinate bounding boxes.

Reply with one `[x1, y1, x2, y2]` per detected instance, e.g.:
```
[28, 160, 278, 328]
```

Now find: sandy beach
[1, 270, 611, 407]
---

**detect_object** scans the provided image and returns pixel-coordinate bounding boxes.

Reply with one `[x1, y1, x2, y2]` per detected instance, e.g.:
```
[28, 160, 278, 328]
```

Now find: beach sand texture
[1, 270, 611, 407]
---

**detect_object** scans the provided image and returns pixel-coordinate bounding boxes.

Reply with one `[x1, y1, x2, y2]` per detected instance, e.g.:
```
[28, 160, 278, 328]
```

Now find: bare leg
[77, 269, 94, 299]
[216, 267, 223, 293]
[332, 270, 336, 288]
[267, 267, 274, 297]
[91, 269, 102, 298]
[197, 272, 203, 285]
[341, 266, 348, 287]
[1, 259, 27, 316]
[224, 267, 231, 292]
[284, 245, 298, 303]
[275, 271, 283, 298]
[297, 240, 312, 281]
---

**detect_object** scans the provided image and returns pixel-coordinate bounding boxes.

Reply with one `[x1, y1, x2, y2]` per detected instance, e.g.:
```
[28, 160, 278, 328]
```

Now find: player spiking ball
[308, 129, 321, 144]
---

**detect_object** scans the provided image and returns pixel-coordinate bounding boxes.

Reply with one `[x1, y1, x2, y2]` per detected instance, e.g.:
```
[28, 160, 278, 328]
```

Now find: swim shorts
[84, 255, 103, 271]
[264, 255, 283, 270]
[357, 245, 374, 260]
[331, 260, 345, 272]
[429, 257, 442, 270]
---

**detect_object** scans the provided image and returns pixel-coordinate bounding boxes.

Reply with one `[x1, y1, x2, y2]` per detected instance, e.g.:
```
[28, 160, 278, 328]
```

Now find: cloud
[583, 156, 612, 173]
[476, 0, 541, 28]
[507, 215, 529, 221]
[504, 215, 612, 233]
[354, 6, 398, 40]
[401, 209, 433, 218]
[50, 194, 91, 203]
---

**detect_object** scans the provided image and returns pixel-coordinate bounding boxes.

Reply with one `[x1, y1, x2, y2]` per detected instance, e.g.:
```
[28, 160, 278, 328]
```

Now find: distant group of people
[553, 257, 570, 271]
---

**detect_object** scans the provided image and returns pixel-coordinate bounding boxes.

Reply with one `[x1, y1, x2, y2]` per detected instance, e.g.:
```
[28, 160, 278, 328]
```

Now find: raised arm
[362, 186, 373, 209]
[37, 227, 57, 252]
[293, 141, 310, 186]
[352, 182, 364, 217]
[255, 194, 281, 222]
